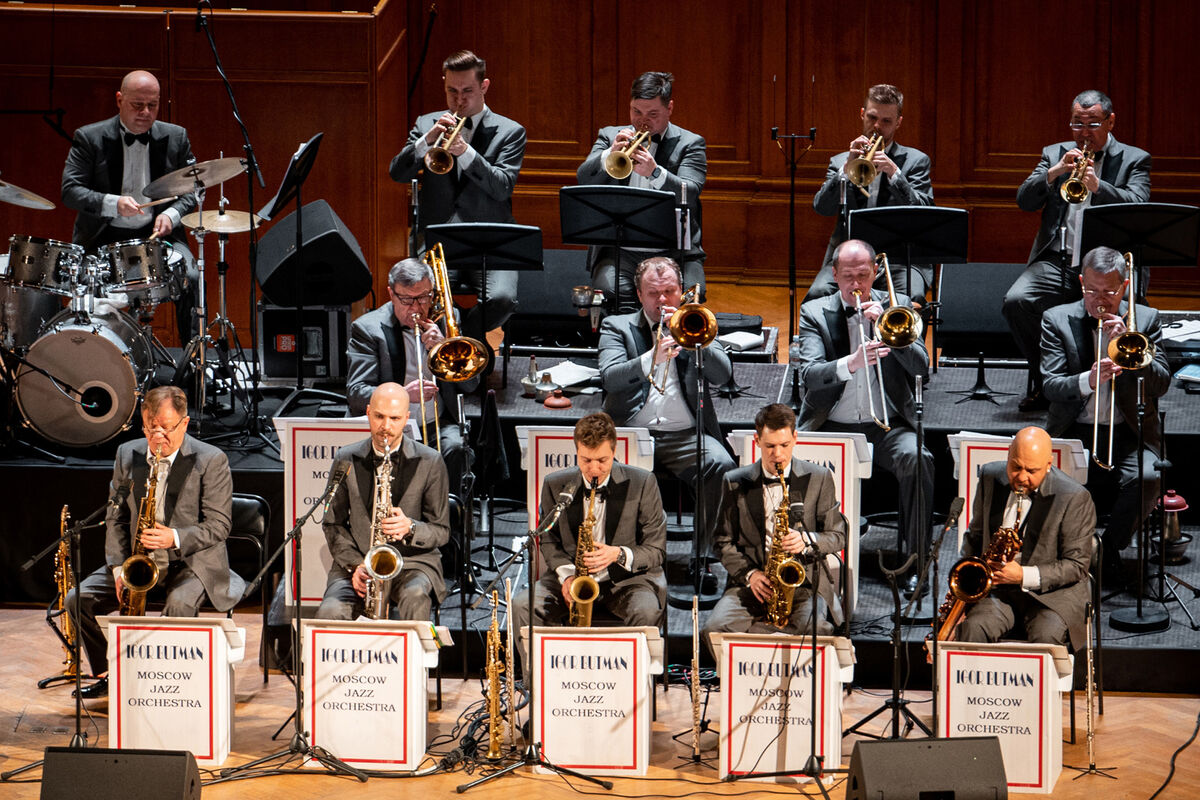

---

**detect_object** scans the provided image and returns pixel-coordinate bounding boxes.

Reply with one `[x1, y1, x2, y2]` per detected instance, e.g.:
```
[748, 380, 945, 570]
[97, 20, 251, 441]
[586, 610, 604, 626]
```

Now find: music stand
[559, 186, 677, 312]
[1079, 202, 1200, 297]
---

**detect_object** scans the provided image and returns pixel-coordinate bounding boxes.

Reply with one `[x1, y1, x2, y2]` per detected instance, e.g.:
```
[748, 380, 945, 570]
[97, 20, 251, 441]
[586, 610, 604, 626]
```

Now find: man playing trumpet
[703, 404, 846, 652]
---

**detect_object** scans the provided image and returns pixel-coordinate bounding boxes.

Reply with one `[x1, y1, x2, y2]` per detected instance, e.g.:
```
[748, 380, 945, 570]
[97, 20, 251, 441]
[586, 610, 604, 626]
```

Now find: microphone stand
[771, 126, 816, 340]
[903, 374, 932, 622]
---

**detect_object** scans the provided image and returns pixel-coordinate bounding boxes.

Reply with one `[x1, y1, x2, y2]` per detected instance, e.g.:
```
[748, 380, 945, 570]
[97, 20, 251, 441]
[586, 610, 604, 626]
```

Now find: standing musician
[1040, 246, 1169, 589]
[576, 71, 706, 313]
[509, 413, 667, 635]
[61, 69, 199, 342]
[955, 427, 1095, 649]
[1005, 89, 1151, 411]
[597, 256, 735, 592]
[317, 383, 449, 621]
[795, 239, 933, 594]
[66, 386, 244, 699]
[702, 404, 846, 651]
[345, 257, 477, 493]
[808, 84, 933, 302]
[389, 50, 525, 350]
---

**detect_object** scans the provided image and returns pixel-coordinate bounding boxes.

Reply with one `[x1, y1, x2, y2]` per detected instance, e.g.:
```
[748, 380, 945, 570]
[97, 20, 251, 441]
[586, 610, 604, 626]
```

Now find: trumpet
[1060, 142, 1094, 204]
[647, 284, 718, 392]
[604, 126, 652, 180]
[421, 243, 490, 382]
[424, 114, 467, 175]
[846, 132, 884, 196]
[852, 289, 890, 431]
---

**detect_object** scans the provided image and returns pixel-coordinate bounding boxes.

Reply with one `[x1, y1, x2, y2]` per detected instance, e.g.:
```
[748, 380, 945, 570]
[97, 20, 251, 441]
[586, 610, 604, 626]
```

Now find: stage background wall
[1, 0, 1197, 348]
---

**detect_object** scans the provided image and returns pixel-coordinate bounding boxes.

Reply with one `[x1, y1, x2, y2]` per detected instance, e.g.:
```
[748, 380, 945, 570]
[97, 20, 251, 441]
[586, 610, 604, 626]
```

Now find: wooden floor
[1, 609, 1197, 799]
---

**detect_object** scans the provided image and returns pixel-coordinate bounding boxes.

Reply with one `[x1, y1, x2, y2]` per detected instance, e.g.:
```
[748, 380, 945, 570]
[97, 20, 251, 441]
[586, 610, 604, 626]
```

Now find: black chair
[935, 262, 1026, 361]
[227, 493, 270, 683]
[501, 248, 597, 383]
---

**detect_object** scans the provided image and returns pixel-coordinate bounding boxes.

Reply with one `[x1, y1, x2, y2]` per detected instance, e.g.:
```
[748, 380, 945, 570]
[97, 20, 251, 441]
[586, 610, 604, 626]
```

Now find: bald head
[117, 70, 160, 135]
[832, 238, 879, 305]
[1007, 426, 1053, 493]
[367, 382, 410, 450]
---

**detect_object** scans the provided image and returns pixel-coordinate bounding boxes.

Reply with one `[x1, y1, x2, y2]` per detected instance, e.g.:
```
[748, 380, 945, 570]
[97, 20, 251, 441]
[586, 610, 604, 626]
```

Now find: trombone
[420, 243, 490, 379]
[425, 114, 467, 175]
[411, 312, 441, 453]
[1060, 142, 1094, 204]
[852, 289, 890, 431]
[604, 126, 653, 180]
[875, 253, 923, 348]
[646, 284, 718, 392]
[846, 132, 884, 196]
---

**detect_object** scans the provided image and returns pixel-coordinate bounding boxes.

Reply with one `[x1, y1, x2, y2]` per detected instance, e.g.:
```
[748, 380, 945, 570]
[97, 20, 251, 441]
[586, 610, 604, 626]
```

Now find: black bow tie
[123, 131, 151, 146]
[462, 116, 474, 130]
[651, 133, 663, 144]
[584, 484, 609, 501]
[842, 305, 859, 319]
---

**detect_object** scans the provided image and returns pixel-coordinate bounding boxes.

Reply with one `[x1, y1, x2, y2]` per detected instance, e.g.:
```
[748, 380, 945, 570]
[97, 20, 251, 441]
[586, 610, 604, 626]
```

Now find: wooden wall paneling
[373, 0, 411, 287]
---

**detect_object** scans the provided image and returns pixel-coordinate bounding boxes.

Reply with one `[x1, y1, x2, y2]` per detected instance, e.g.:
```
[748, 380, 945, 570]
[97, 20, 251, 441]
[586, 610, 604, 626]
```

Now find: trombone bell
[668, 285, 717, 349]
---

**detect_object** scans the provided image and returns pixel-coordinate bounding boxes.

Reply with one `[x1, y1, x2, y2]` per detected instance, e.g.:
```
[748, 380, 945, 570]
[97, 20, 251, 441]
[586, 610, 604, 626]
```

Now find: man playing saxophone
[316, 382, 450, 621]
[703, 404, 846, 653]
[955, 427, 1094, 649]
[67, 386, 243, 700]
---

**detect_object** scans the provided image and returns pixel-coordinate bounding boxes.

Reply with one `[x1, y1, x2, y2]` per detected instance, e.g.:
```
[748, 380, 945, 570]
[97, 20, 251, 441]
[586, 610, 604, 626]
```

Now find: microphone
[322, 462, 351, 514]
[943, 496, 966, 531]
[196, 0, 203, 32]
[111, 480, 134, 508]
[534, 482, 581, 536]
[789, 501, 818, 553]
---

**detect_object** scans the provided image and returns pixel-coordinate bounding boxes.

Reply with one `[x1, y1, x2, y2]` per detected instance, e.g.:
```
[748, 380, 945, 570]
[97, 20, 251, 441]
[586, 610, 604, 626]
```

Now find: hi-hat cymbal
[181, 209, 262, 234]
[142, 157, 247, 199]
[0, 178, 55, 210]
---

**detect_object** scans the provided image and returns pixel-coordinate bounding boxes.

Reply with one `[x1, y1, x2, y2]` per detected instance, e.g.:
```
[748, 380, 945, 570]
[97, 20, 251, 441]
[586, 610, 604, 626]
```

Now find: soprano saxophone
[567, 480, 600, 627]
[363, 441, 403, 620]
[764, 462, 805, 628]
[485, 590, 505, 761]
[120, 447, 163, 617]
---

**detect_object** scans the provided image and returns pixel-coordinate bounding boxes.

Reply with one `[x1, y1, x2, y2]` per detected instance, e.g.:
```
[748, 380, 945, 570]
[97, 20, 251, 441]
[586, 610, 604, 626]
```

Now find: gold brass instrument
[42, 506, 82, 686]
[120, 447, 164, 616]
[568, 480, 601, 627]
[647, 306, 671, 393]
[1091, 298, 1116, 471]
[504, 577, 518, 750]
[424, 114, 467, 175]
[485, 589, 505, 761]
[690, 594, 701, 761]
[846, 132, 884, 196]
[421, 242, 489, 383]
[875, 253, 923, 348]
[1060, 142, 1094, 204]
[604, 126, 653, 180]
[852, 289, 891, 431]
[363, 441, 403, 620]
[648, 284, 718, 393]
[411, 312, 441, 453]
[935, 492, 1025, 641]
[765, 462, 805, 628]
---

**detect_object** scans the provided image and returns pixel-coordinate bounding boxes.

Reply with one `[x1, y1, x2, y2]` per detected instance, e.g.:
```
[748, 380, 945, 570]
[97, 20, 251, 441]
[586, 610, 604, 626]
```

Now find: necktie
[124, 131, 151, 146]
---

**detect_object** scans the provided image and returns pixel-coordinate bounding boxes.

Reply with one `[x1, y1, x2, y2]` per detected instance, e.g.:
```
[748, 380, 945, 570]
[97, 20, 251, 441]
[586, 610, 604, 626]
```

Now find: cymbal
[0, 178, 55, 210]
[181, 209, 262, 234]
[142, 157, 247, 199]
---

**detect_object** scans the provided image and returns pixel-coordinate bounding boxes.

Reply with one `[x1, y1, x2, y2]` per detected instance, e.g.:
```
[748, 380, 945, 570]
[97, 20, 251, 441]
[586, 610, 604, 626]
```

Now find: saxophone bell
[765, 461, 805, 628]
[363, 440, 403, 620]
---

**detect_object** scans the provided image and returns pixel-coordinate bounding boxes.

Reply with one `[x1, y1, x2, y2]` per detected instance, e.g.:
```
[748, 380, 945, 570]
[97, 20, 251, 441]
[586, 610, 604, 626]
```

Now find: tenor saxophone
[363, 441, 403, 620]
[485, 590, 505, 761]
[40, 506, 81, 686]
[764, 462, 805, 628]
[120, 447, 163, 616]
[567, 480, 600, 627]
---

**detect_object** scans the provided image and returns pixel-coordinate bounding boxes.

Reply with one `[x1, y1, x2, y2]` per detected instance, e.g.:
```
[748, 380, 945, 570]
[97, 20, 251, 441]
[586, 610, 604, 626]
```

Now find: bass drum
[16, 310, 153, 447]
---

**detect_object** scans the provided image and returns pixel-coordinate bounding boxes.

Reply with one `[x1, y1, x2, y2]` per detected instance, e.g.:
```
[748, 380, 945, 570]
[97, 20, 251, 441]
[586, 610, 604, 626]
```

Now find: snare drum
[101, 238, 178, 305]
[5, 235, 84, 296]
[15, 309, 152, 447]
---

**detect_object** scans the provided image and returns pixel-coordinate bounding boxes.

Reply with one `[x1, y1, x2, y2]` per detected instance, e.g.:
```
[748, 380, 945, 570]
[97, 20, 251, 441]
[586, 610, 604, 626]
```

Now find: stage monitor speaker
[41, 747, 200, 800]
[845, 736, 1007, 800]
[937, 262, 1025, 359]
[256, 198, 371, 308]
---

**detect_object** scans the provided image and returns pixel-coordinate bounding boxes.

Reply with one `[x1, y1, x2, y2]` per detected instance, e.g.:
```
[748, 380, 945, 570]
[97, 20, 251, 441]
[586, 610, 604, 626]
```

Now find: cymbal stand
[179, 178, 211, 430]
[204, 227, 253, 421]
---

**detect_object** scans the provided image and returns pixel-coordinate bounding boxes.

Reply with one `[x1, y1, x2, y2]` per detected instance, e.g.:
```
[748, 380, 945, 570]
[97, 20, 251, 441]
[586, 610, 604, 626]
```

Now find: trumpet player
[796, 239, 934, 596]
[510, 414, 667, 646]
[808, 84, 933, 302]
[1006, 90, 1151, 412]
[703, 405, 846, 653]
[67, 386, 243, 700]
[389, 50, 525, 348]
[1040, 246, 1169, 590]
[957, 428, 1094, 649]
[576, 71, 706, 313]
[317, 383, 449, 622]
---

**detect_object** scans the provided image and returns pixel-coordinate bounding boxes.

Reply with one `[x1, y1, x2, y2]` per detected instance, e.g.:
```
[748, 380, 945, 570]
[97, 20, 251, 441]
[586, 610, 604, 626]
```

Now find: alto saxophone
[363, 441, 403, 620]
[567, 480, 600, 627]
[764, 462, 805, 628]
[485, 590, 505, 761]
[120, 447, 164, 616]
[936, 491, 1025, 641]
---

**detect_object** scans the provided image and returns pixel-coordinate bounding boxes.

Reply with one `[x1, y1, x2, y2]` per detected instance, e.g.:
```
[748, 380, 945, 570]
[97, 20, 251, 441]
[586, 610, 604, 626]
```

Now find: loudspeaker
[257, 304, 349, 380]
[256, 199, 371, 307]
[41, 747, 200, 800]
[937, 262, 1026, 358]
[845, 737, 1007, 800]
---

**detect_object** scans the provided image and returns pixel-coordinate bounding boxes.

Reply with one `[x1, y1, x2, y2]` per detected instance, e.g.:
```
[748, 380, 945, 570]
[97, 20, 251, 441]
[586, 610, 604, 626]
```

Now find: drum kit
[0, 158, 260, 451]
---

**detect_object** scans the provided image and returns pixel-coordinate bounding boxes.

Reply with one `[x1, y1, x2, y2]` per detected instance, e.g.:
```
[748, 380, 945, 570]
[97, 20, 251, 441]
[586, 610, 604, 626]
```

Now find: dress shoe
[700, 569, 718, 595]
[1018, 390, 1049, 412]
[73, 677, 108, 699]
[901, 573, 922, 598]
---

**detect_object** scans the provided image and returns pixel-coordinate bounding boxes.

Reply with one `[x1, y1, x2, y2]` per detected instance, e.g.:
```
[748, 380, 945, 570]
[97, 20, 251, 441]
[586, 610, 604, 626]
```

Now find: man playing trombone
[1040, 246, 1169, 589]
[795, 239, 933, 595]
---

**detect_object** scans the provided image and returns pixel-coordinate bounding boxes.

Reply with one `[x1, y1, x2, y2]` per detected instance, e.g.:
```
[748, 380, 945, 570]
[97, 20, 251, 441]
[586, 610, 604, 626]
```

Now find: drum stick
[137, 196, 178, 210]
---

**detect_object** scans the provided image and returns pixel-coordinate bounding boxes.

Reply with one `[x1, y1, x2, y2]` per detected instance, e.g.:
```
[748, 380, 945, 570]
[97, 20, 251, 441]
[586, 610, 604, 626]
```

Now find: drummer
[61, 69, 198, 342]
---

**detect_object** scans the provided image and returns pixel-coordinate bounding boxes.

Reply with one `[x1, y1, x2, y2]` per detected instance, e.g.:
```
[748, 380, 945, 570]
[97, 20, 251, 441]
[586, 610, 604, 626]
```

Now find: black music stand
[559, 185, 677, 313]
[1079, 202, 1200, 297]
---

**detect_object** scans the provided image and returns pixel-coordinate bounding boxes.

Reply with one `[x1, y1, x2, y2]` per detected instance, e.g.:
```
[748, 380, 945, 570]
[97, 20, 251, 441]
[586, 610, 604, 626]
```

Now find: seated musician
[316, 382, 450, 621]
[953, 426, 1094, 649]
[510, 413, 667, 636]
[1040, 245, 1169, 589]
[345, 257, 478, 494]
[702, 404, 846, 653]
[67, 386, 244, 699]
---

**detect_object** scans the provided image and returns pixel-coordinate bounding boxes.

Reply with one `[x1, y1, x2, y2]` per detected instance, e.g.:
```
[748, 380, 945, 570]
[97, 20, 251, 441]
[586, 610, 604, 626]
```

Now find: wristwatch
[650, 166, 662, 180]
[616, 549, 629, 568]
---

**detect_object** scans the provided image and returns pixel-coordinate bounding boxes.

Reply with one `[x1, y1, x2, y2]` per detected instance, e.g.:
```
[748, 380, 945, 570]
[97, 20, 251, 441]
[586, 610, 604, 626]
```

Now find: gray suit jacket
[712, 457, 847, 624]
[812, 142, 934, 265]
[539, 462, 667, 597]
[576, 122, 706, 261]
[322, 436, 450, 601]
[1016, 135, 1152, 265]
[106, 435, 243, 611]
[795, 290, 929, 430]
[597, 309, 732, 450]
[344, 303, 478, 418]
[1040, 299, 1170, 453]
[964, 462, 1095, 650]
[388, 107, 525, 229]
[61, 115, 196, 248]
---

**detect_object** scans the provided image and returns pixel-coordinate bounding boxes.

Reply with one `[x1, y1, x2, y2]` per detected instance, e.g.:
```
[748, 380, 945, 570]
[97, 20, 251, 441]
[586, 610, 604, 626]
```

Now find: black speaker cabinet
[256, 198, 371, 307]
[258, 304, 349, 380]
[845, 736, 1008, 800]
[41, 747, 200, 800]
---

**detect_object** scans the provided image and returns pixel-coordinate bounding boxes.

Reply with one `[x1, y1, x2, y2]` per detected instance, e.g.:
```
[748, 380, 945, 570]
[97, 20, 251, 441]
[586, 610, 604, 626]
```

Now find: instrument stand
[456, 531, 613, 793]
[202, 232, 258, 441]
[450, 399, 480, 676]
[175, 181, 216, 431]
[770, 126, 816, 340]
[671, 595, 716, 769]
[900, 375, 933, 623]
[947, 352, 1016, 405]
[1144, 412, 1200, 629]
[1064, 602, 1118, 781]
[36, 586, 95, 688]
[844, 551, 933, 740]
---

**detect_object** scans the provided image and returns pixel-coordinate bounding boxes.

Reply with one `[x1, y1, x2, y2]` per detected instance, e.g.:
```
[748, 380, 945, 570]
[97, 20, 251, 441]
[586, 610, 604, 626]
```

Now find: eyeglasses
[143, 417, 188, 435]
[392, 292, 435, 307]
[1082, 289, 1124, 299]
[1068, 121, 1107, 130]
